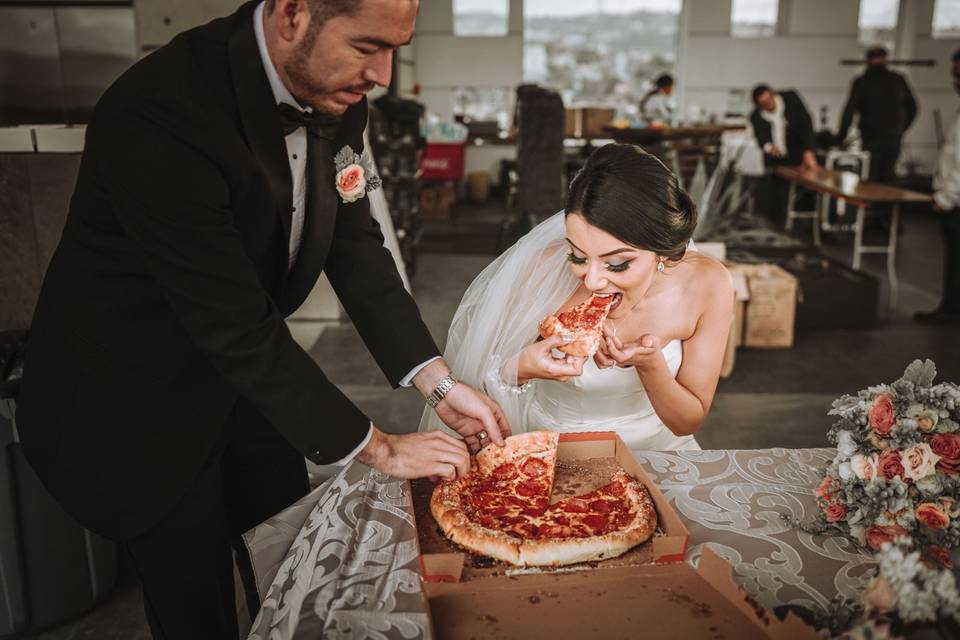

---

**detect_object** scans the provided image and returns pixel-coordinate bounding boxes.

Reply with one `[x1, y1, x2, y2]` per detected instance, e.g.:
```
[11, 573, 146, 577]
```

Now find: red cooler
[421, 141, 465, 181]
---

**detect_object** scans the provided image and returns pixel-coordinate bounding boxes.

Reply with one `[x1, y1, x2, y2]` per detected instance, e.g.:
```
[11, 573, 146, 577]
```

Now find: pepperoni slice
[550, 514, 570, 526]
[604, 479, 626, 496]
[492, 463, 519, 481]
[582, 513, 610, 532]
[589, 499, 613, 514]
[520, 457, 548, 477]
[560, 498, 590, 513]
[516, 479, 545, 497]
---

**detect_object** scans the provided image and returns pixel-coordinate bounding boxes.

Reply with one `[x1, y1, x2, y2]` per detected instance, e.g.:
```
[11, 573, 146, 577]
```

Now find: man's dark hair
[265, 0, 361, 26]
[866, 46, 888, 62]
[952, 48, 960, 64]
[655, 73, 674, 90]
[751, 84, 772, 104]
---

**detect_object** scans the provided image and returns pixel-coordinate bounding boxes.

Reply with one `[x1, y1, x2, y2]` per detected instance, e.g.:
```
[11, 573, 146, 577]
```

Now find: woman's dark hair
[564, 144, 697, 262]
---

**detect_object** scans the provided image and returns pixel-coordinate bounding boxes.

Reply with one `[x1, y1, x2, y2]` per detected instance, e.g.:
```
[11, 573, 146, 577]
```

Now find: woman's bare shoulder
[681, 251, 734, 299]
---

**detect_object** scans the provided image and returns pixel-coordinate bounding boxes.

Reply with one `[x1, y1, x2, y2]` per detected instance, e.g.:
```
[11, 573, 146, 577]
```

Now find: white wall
[681, 0, 960, 173]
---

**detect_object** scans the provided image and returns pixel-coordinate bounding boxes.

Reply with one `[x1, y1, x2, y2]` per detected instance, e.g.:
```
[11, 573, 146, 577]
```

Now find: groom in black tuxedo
[16, 1, 508, 637]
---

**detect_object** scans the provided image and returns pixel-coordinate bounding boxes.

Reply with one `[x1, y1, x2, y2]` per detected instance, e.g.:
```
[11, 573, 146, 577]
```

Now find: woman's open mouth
[595, 292, 623, 311]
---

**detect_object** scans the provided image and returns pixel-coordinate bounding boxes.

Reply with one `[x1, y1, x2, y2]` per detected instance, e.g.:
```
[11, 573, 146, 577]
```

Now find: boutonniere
[333, 145, 382, 203]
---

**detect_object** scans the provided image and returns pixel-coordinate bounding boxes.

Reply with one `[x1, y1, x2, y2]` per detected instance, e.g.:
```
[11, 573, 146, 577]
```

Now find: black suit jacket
[749, 90, 816, 167]
[17, 1, 440, 540]
[838, 65, 918, 145]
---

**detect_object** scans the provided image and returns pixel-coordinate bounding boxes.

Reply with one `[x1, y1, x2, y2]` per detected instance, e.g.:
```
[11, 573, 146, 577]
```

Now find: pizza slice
[538, 293, 620, 357]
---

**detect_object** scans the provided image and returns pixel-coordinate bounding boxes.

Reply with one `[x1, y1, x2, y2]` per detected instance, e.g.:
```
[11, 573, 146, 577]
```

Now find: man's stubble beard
[283, 30, 339, 115]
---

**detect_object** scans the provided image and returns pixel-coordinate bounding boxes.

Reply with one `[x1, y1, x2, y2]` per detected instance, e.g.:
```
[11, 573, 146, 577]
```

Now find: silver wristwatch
[426, 375, 457, 408]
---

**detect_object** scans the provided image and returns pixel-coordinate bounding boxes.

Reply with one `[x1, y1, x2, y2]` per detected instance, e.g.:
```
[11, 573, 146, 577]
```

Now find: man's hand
[413, 359, 512, 453]
[356, 426, 469, 481]
[802, 150, 819, 171]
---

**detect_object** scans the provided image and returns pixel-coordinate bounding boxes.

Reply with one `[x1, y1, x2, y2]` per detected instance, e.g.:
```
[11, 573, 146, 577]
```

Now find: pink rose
[850, 454, 879, 481]
[335, 164, 367, 203]
[930, 433, 960, 476]
[865, 524, 908, 551]
[901, 442, 941, 482]
[877, 449, 905, 481]
[815, 475, 838, 499]
[868, 393, 896, 436]
[916, 502, 950, 530]
[924, 545, 954, 569]
[824, 501, 847, 523]
[862, 576, 897, 613]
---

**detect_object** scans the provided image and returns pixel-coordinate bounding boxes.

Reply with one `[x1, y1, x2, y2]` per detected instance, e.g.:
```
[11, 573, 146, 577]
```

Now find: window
[731, 0, 778, 38]
[453, 0, 509, 37]
[523, 0, 681, 110]
[933, 0, 960, 39]
[858, 0, 899, 50]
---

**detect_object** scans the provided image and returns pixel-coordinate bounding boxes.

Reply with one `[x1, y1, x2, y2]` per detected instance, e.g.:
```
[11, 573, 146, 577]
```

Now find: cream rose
[862, 576, 897, 613]
[850, 453, 879, 481]
[901, 442, 941, 482]
[335, 164, 367, 203]
[917, 409, 939, 433]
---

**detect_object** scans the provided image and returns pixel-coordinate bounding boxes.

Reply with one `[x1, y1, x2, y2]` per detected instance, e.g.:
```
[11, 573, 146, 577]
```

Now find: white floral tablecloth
[243, 447, 874, 639]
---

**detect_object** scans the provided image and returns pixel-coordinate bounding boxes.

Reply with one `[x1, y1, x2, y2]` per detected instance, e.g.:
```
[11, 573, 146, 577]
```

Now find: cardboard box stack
[726, 263, 798, 349]
[420, 182, 457, 220]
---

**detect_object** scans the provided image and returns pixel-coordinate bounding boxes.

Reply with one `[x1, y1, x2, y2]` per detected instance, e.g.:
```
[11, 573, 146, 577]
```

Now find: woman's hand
[595, 325, 662, 372]
[516, 335, 587, 384]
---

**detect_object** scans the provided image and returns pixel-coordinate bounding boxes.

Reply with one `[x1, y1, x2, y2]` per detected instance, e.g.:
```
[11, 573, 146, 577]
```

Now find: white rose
[836, 430, 858, 458]
[901, 442, 941, 482]
[916, 473, 944, 496]
[850, 453, 879, 480]
[838, 461, 854, 481]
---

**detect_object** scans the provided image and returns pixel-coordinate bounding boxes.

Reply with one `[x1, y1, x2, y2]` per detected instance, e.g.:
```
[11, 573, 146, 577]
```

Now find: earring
[657, 257, 665, 273]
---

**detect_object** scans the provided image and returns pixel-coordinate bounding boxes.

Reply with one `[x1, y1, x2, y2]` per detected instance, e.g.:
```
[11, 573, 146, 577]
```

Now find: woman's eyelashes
[566, 252, 633, 273]
[606, 261, 633, 273]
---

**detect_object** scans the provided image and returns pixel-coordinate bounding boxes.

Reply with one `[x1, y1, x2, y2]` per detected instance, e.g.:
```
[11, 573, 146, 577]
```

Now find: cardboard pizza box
[409, 432, 819, 640]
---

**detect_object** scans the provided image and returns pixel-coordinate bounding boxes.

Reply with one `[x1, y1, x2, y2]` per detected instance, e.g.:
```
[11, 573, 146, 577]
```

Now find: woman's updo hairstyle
[564, 143, 697, 262]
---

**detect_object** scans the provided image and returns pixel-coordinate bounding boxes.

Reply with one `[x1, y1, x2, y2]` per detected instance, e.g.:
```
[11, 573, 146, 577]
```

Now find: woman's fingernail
[561, 335, 574, 343]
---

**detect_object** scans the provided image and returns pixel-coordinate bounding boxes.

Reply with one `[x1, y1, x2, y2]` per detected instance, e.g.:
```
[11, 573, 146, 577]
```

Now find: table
[773, 165, 932, 308]
[243, 448, 873, 639]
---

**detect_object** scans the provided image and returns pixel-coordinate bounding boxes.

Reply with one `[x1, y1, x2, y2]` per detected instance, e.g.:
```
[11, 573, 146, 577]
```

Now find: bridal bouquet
[816, 360, 960, 558]
[807, 360, 960, 638]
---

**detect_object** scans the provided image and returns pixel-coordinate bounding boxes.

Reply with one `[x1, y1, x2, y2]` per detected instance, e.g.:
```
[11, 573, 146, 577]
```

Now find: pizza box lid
[408, 432, 819, 639]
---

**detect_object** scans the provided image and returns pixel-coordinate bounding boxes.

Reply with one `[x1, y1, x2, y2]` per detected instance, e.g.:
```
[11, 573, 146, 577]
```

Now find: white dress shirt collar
[253, 1, 311, 113]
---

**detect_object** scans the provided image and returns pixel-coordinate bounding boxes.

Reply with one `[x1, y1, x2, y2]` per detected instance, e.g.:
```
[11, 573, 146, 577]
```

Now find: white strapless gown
[526, 339, 701, 451]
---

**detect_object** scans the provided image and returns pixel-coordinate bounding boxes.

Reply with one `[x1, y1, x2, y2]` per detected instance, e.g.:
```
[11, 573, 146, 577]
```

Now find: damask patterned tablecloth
[244, 447, 873, 639]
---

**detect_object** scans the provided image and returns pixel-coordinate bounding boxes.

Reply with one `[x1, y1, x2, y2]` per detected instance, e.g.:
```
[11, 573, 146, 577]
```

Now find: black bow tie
[277, 102, 341, 139]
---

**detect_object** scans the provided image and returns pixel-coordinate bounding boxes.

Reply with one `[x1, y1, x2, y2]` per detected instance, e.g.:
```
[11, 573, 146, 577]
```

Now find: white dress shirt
[253, 2, 440, 464]
[935, 110, 960, 210]
[759, 94, 787, 156]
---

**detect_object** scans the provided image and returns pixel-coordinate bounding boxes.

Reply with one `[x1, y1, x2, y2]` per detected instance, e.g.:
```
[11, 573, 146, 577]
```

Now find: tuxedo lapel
[277, 128, 343, 315]
[227, 4, 293, 245]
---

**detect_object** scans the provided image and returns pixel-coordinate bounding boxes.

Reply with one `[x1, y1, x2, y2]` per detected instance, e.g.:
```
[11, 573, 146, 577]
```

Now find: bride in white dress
[420, 144, 734, 451]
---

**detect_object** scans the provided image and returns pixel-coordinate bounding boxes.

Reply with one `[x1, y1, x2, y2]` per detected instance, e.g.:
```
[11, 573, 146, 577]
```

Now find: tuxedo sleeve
[94, 107, 370, 465]
[323, 106, 441, 387]
[790, 93, 816, 153]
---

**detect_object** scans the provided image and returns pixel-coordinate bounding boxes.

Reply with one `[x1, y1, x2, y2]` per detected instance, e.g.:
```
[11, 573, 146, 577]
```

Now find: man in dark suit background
[749, 85, 819, 225]
[16, 1, 509, 637]
[837, 46, 918, 186]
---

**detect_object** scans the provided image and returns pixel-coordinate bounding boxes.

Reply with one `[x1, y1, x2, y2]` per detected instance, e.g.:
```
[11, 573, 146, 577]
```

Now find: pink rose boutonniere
[334, 145, 382, 204]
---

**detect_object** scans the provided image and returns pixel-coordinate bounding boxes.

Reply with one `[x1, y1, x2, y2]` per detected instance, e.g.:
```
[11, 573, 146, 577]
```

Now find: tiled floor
[22, 200, 957, 639]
